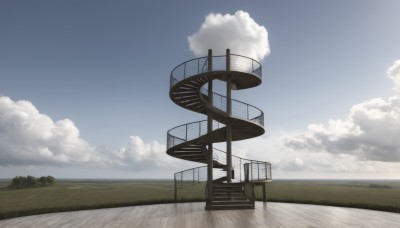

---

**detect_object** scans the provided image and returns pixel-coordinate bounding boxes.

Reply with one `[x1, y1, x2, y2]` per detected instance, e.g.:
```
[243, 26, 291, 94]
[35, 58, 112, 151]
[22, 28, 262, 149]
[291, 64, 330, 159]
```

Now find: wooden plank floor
[1, 202, 400, 228]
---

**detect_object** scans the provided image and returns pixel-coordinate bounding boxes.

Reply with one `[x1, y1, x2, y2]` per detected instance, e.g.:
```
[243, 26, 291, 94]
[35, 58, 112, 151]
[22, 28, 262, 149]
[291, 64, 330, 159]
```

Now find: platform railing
[174, 148, 272, 201]
[170, 54, 262, 89]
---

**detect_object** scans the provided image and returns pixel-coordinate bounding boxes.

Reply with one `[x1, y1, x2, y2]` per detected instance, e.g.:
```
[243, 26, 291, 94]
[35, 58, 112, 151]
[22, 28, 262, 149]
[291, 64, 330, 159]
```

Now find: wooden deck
[1, 202, 400, 227]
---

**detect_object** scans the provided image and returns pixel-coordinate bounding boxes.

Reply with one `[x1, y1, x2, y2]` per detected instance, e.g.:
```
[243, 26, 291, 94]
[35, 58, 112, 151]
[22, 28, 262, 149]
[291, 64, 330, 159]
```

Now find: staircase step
[212, 196, 248, 201]
[213, 188, 243, 192]
[210, 201, 252, 205]
[213, 192, 245, 196]
[205, 205, 255, 210]
[213, 185, 243, 189]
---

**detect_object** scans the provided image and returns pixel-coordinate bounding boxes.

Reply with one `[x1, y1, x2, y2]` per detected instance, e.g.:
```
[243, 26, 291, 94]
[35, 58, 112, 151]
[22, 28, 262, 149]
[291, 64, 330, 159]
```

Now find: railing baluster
[198, 167, 200, 182]
[240, 158, 242, 182]
[199, 122, 201, 137]
[184, 62, 186, 79]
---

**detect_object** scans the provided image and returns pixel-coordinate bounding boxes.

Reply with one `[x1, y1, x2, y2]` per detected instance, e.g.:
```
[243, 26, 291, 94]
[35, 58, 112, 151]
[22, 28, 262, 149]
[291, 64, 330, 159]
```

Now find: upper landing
[169, 54, 262, 91]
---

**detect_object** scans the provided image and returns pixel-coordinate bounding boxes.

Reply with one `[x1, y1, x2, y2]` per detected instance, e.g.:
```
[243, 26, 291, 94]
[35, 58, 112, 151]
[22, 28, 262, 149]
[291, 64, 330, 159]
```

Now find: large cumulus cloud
[188, 11, 269, 62]
[0, 96, 187, 171]
[285, 59, 400, 162]
[0, 97, 101, 166]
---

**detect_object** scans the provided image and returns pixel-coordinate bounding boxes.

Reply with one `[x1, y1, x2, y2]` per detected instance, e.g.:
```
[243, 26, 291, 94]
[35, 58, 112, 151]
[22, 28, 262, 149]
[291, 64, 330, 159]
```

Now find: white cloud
[0, 96, 189, 174]
[236, 132, 400, 179]
[285, 59, 400, 162]
[387, 59, 400, 92]
[188, 11, 269, 62]
[0, 96, 102, 166]
[233, 60, 400, 178]
[110, 136, 190, 171]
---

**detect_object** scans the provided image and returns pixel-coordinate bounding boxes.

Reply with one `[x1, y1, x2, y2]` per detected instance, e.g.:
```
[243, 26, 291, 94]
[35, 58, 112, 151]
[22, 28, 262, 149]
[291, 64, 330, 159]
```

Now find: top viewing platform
[170, 54, 262, 90]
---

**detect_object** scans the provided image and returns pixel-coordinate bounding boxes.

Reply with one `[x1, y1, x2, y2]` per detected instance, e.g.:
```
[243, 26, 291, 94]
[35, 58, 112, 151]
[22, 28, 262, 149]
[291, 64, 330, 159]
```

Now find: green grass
[0, 179, 399, 220]
[255, 180, 400, 213]
[0, 179, 176, 220]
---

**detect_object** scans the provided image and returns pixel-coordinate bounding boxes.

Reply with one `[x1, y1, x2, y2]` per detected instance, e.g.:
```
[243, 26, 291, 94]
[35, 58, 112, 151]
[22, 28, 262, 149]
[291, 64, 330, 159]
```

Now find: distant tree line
[8, 175, 55, 188]
[368, 183, 391, 189]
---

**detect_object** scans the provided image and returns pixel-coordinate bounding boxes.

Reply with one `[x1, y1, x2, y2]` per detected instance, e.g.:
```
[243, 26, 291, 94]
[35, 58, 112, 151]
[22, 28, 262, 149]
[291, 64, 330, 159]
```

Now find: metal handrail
[167, 120, 225, 149]
[170, 54, 262, 89]
[173, 147, 272, 201]
[200, 87, 264, 126]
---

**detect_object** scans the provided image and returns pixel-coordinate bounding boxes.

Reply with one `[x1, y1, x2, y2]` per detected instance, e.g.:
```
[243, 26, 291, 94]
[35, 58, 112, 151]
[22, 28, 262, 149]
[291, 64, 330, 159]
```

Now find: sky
[1, 0, 400, 179]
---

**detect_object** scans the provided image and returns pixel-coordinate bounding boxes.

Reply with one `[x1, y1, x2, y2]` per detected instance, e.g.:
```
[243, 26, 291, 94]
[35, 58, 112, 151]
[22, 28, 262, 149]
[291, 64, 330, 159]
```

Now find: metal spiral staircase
[167, 49, 272, 210]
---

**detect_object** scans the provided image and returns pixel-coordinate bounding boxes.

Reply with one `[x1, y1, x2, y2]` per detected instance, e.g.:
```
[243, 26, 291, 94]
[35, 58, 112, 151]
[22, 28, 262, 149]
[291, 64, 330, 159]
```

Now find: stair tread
[206, 205, 255, 210]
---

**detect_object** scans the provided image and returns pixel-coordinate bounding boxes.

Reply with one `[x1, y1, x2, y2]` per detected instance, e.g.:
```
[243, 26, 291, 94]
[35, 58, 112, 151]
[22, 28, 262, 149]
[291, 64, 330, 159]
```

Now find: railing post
[185, 124, 188, 141]
[244, 163, 249, 182]
[240, 158, 242, 182]
[251, 162, 253, 181]
[264, 163, 267, 179]
[193, 169, 195, 184]
[184, 62, 186, 79]
[258, 163, 260, 180]
[199, 122, 201, 137]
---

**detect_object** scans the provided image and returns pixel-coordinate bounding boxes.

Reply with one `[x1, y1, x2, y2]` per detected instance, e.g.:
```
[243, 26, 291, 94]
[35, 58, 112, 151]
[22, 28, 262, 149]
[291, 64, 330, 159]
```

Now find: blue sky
[1, 0, 400, 179]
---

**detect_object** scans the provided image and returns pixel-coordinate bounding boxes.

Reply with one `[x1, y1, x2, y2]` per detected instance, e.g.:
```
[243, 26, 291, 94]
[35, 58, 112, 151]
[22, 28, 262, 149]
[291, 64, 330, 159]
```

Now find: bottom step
[205, 205, 255, 210]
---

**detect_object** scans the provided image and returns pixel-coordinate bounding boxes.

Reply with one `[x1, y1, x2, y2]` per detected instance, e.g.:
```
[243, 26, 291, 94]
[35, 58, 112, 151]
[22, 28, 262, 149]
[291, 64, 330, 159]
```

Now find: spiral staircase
[166, 50, 272, 210]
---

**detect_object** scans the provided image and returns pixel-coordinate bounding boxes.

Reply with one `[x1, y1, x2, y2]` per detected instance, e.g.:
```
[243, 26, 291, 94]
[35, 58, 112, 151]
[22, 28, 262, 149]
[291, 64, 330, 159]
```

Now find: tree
[46, 176, 55, 184]
[8, 175, 55, 188]
[39, 176, 47, 186]
[26, 175, 37, 187]
[10, 176, 24, 187]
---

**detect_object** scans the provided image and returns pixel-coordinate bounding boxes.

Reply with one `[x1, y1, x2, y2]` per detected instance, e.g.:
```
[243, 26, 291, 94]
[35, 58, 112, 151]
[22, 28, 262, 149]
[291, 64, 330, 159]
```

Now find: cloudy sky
[1, 0, 400, 179]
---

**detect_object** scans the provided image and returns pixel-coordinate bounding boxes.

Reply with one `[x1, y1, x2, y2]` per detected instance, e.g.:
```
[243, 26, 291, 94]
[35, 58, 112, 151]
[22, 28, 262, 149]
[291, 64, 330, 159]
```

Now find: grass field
[1, 179, 399, 220]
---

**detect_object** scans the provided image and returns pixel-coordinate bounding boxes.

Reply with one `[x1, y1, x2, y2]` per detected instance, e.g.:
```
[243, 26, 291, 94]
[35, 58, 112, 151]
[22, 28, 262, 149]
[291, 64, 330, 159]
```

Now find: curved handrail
[167, 120, 225, 150]
[170, 54, 262, 89]
[174, 147, 272, 184]
[200, 88, 264, 126]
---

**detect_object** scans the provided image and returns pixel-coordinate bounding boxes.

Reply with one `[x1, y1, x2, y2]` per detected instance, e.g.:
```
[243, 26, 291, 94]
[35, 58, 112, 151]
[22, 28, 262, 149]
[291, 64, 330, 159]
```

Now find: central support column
[206, 49, 213, 206]
[226, 49, 233, 183]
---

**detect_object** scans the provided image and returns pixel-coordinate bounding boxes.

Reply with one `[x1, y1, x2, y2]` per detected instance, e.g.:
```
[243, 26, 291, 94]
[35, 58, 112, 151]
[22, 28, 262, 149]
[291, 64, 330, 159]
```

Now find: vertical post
[262, 183, 267, 202]
[251, 163, 253, 181]
[239, 158, 242, 182]
[193, 169, 195, 184]
[174, 174, 177, 202]
[226, 49, 233, 183]
[206, 49, 213, 206]
[244, 163, 249, 182]
[199, 122, 201, 137]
